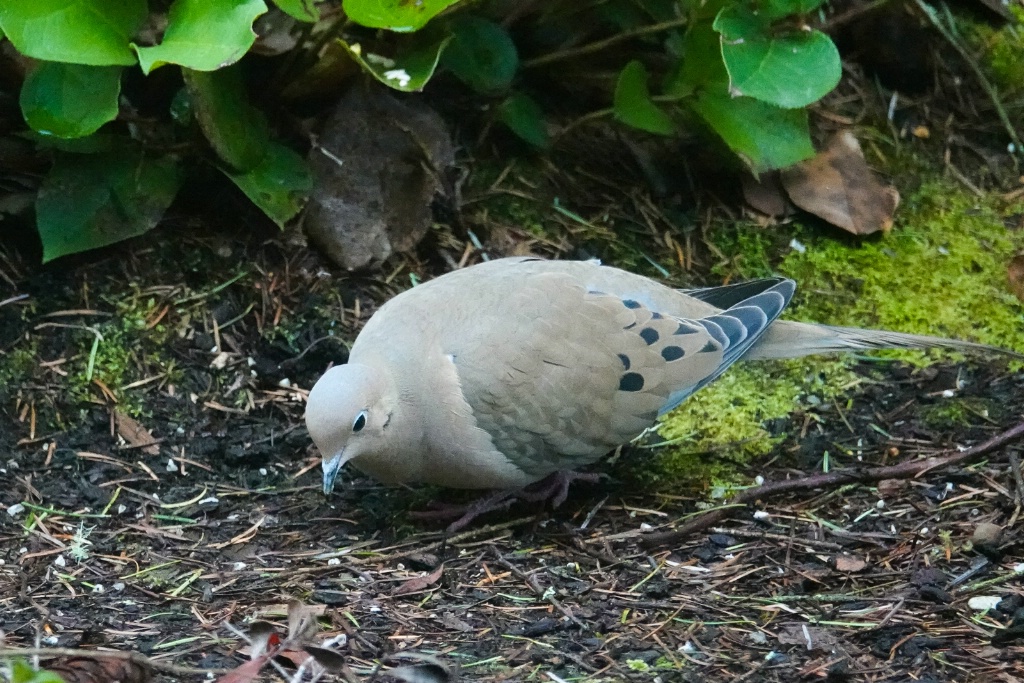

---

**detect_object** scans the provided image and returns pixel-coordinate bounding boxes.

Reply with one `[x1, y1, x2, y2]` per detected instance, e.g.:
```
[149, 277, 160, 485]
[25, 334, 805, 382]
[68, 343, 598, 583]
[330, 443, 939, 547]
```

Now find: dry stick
[642, 419, 1024, 548]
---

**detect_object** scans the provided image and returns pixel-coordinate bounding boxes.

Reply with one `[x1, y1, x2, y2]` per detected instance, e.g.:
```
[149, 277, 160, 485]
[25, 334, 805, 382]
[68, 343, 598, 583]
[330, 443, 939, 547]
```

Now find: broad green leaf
[340, 32, 451, 92]
[691, 88, 814, 172]
[498, 93, 549, 147]
[273, 0, 320, 22]
[714, 5, 840, 109]
[37, 149, 181, 262]
[0, 0, 146, 66]
[441, 17, 518, 94]
[133, 0, 268, 74]
[20, 63, 122, 138]
[183, 66, 269, 171]
[343, 0, 463, 32]
[614, 60, 675, 136]
[224, 142, 312, 227]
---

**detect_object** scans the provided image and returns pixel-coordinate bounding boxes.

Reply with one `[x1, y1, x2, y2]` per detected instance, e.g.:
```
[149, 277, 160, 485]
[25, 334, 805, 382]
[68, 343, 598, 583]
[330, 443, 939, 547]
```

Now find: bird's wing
[443, 270, 794, 477]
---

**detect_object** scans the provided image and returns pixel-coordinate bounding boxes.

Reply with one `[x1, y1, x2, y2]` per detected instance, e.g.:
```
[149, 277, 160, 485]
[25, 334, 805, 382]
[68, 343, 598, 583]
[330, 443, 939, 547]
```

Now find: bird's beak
[322, 448, 349, 495]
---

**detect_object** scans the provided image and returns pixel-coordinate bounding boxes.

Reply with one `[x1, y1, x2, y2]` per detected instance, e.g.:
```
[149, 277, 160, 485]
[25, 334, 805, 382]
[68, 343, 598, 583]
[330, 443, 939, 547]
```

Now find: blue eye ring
[353, 411, 367, 432]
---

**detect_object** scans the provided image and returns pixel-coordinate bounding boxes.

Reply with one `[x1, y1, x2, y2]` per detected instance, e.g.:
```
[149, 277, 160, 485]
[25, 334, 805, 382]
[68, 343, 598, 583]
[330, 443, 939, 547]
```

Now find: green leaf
[0, 0, 146, 66]
[183, 66, 270, 171]
[498, 93, 549, 147]
[690, 87, 814, 172]
[133, 0, 268, 74]
[343, 0, 463, 32]
[273, 0, 320, 22]
[11, 660, 66, 683]
[20, 63, 122, 138]
[36, 149, 181, 262]
[224, 142, 312, 227]
[441, 17, 518, 94]
[614, 60, 675, 135]
[340, 31, 451, 92]
[713, 5, 841, 109]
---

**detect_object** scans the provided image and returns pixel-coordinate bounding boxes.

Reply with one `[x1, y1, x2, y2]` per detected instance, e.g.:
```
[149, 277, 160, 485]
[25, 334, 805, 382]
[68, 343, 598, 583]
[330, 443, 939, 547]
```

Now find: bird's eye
[352, 411, 367, 433]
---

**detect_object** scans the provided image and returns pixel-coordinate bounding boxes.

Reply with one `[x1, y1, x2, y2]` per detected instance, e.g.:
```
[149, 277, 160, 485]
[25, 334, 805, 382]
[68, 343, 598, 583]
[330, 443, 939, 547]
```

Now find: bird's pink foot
[409, 470, 603, 533]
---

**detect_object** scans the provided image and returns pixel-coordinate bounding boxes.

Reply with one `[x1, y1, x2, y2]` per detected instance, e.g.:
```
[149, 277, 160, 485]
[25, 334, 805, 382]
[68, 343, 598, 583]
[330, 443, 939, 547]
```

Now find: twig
[489, 546, 589, 631]
[642, 419, 1024, 548]
[521, 17, 690, 69]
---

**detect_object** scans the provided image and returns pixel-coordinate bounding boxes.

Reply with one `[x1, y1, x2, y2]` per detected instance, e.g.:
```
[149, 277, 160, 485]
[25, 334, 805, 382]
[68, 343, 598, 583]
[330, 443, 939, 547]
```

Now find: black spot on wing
[657, 279, 796, 417]
[640, 327, 659, 345]
[619, 372, 645, 392]
[675, 322, 698, 335]
[661, 345, 684, 361]
[624, 322, 637, 330]
[650, 311, 663, 319]
[700, 340, 719, 353]
[618, 353, 631, 370]
[622, 299, 642, 309]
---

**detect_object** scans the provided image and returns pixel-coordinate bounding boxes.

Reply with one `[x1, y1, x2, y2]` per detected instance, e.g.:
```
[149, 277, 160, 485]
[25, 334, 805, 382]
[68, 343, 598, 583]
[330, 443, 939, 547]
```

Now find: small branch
[642, 419, 1024, 548]
[521, 17, 690, 69]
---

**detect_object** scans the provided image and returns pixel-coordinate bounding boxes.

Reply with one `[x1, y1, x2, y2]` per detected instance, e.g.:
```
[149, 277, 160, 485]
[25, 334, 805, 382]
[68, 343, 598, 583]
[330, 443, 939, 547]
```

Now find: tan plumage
[305, 257, 1008, 493]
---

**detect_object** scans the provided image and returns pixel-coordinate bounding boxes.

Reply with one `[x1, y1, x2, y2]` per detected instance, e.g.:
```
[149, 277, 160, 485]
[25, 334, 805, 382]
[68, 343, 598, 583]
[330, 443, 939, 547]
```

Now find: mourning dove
[306, 256, 1006, 494]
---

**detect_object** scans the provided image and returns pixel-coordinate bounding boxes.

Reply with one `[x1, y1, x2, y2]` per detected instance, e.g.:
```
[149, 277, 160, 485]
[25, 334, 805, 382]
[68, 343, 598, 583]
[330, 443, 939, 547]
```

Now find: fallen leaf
[781, 130, 899, 235]
[741, 171, 793, 219]
[393, 564, 444, 596]
[1008, 254, 1024, 303]
[115, 410, 159, 455]
[41, 656, 152, 683]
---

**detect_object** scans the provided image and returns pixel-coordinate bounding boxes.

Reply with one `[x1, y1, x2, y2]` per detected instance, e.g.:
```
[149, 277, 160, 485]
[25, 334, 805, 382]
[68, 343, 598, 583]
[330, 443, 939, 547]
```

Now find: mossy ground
[653, 179, 1024, 488]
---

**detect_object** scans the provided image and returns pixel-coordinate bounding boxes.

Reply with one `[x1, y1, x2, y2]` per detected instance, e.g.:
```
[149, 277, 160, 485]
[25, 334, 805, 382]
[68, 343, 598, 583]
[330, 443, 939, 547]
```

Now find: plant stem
[521, 16, 691, 70]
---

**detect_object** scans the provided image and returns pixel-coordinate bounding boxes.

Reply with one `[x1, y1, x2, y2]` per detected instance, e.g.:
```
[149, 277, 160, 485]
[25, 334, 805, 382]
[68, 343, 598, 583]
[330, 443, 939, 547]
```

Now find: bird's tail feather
[746, 320, 1021, 360]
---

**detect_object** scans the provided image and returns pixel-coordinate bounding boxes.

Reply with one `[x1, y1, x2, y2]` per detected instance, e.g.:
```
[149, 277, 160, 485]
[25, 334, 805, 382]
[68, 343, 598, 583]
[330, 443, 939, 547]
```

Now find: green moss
[646, 181, 1023, 488]
[0, 340, 40, 396]
[919, 398, 992, 430]
[648, 358, 857, 487]
[65, 293, 181, 416]
[966, 6, 1024, 97]
[780, 182, 1024, 355]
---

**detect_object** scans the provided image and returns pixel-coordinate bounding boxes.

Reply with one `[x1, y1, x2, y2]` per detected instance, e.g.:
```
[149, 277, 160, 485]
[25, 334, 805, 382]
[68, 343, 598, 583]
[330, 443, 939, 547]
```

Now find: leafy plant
[0, 0, 843, 261]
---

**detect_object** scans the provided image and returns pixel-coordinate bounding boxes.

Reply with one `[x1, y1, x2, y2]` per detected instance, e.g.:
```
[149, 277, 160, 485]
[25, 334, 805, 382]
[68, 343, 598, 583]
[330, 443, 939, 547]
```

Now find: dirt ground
[1, 207, 1023, 682]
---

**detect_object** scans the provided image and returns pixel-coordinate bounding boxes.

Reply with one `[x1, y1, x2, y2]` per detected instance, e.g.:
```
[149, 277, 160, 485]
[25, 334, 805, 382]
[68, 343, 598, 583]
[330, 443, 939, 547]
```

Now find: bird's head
[305, 363, 394, 495]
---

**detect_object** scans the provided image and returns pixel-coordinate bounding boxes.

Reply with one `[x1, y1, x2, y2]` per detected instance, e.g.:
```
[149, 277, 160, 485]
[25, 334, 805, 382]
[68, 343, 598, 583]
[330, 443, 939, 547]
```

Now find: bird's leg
[408, 490, 519, 530]
[409, 471, 603, 533]
[518, 470, 604, 507]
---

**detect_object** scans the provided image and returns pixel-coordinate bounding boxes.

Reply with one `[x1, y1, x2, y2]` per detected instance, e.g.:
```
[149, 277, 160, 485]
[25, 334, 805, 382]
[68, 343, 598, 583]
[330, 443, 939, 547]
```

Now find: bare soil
[1, 218, 1023, 682]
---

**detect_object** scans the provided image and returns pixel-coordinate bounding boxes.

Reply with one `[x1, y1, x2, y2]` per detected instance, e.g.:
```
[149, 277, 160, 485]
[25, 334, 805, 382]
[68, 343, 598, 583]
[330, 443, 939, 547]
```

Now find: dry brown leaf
[1008, 254, 1024, 303]
[115, 410, 159, 455]
[741, 171, 793, 219]
[781, 130, 900, 235]
[393, 565, 444, 596]
[42, 656, 152, 683]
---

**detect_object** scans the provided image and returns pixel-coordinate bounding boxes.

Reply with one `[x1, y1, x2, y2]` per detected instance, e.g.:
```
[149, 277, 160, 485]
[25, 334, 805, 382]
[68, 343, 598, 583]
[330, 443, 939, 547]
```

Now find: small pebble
[968, 595, 1002, 612]
[973, 522, 1003, 548]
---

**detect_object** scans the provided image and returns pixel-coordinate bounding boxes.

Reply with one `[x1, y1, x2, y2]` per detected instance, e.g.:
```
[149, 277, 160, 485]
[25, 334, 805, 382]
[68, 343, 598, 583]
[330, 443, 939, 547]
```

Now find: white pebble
[968, 595, 1001, 611]
[789, 238, 807, 254]
[6, 503, 25, 517]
